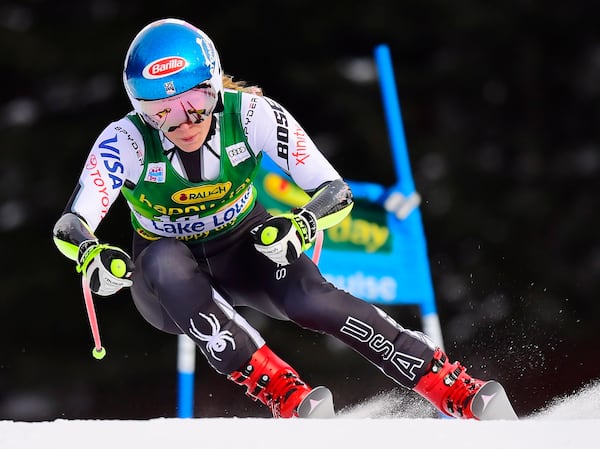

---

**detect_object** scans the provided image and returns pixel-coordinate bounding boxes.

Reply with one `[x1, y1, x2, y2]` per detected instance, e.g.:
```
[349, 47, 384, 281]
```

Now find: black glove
[252, 208, 318, 266]
[76, 240, 135, 296]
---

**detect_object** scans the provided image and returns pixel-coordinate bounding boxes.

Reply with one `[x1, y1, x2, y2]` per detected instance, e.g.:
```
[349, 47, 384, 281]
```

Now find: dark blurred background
[1, 0, 599, 420]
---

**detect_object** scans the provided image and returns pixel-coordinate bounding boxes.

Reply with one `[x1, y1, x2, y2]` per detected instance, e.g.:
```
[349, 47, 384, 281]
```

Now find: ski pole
[312, 230, 324, 264]
[81, 275, 107, 360]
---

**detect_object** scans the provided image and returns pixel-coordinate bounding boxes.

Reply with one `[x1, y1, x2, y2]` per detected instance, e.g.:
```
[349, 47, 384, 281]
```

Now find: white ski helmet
[123, 18, 224, 131]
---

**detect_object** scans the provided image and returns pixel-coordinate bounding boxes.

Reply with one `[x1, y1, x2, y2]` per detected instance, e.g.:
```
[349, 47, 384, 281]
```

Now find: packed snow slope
[1, 380, 598, 449]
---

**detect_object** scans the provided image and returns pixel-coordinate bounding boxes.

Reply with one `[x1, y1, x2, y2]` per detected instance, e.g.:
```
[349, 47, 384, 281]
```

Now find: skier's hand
[76, 240, 135, 296]
[252, 208, 318, 266]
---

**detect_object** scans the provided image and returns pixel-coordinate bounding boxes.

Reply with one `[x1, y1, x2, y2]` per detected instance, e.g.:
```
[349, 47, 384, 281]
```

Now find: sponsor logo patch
[142, 57, 187, 79]
[145, 162, 166, 183]
[164, 81, 176, 95]
[171, 182, 232, 204]
[226, 142, 251, 166]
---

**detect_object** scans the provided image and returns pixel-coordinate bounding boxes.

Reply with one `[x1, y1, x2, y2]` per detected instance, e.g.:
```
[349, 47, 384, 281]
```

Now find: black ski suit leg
[265, 254, 436, 389]
[130, 238, 263, 374]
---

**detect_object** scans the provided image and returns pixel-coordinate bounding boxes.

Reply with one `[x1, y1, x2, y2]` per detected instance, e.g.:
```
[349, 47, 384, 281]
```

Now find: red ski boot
[228, 345, 334, 418]
[414, 348, 486, 419]
[414, 348, 518, 420]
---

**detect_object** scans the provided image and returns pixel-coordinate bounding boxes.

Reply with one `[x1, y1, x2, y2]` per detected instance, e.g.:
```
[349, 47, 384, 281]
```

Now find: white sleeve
[69, 117, 144, 232]
[241, 93, 341, 193]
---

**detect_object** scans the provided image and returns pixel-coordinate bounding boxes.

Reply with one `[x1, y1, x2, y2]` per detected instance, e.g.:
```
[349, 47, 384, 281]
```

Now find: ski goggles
[137, 83, 218, 132]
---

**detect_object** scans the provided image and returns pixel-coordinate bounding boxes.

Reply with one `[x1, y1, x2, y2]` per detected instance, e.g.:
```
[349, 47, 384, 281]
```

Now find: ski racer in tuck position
[52, 18, 518, 420]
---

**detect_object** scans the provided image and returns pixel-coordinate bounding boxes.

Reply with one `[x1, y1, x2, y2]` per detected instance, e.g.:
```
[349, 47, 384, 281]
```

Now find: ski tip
[471, 381, 519, 421]
[297, 386, 336, 419]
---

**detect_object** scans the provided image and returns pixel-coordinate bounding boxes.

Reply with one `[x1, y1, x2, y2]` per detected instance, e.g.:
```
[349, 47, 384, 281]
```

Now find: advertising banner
[254, 162, 436, 315]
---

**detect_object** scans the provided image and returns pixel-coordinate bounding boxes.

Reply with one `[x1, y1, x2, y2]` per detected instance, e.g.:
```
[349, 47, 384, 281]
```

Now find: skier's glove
[252, 208, 318, 266]
[76, 240, 135, 296]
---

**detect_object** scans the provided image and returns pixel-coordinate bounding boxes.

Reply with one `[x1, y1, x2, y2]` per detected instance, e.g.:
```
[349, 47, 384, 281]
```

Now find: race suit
[54, 89, 435, 386]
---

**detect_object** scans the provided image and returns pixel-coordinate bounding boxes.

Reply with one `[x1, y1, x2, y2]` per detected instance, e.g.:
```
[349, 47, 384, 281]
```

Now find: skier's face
[164, 114, 213, 152]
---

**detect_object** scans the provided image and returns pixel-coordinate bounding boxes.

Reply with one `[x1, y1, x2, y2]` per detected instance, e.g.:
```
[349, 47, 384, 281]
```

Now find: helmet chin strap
[213, 92, 224, 113]
[204, 115, 217, 142]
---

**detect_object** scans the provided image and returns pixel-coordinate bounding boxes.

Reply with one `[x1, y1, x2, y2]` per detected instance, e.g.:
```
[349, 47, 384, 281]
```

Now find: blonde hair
[223, 74, 263, 96]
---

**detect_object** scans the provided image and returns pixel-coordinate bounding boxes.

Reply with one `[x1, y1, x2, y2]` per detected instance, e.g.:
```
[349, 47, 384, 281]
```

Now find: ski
[297, 386, 336, 418]
[470, 381, 518, 420]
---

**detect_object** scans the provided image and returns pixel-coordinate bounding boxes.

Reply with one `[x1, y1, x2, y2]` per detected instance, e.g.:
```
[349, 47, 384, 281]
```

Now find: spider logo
[189, 312, 236, 361]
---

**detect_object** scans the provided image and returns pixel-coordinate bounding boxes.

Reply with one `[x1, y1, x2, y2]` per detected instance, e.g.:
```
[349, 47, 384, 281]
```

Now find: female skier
[52, 18, 516, 420]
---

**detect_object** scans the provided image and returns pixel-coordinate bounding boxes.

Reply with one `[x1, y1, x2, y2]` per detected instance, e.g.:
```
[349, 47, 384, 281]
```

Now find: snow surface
[2, 380, 599, 449]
